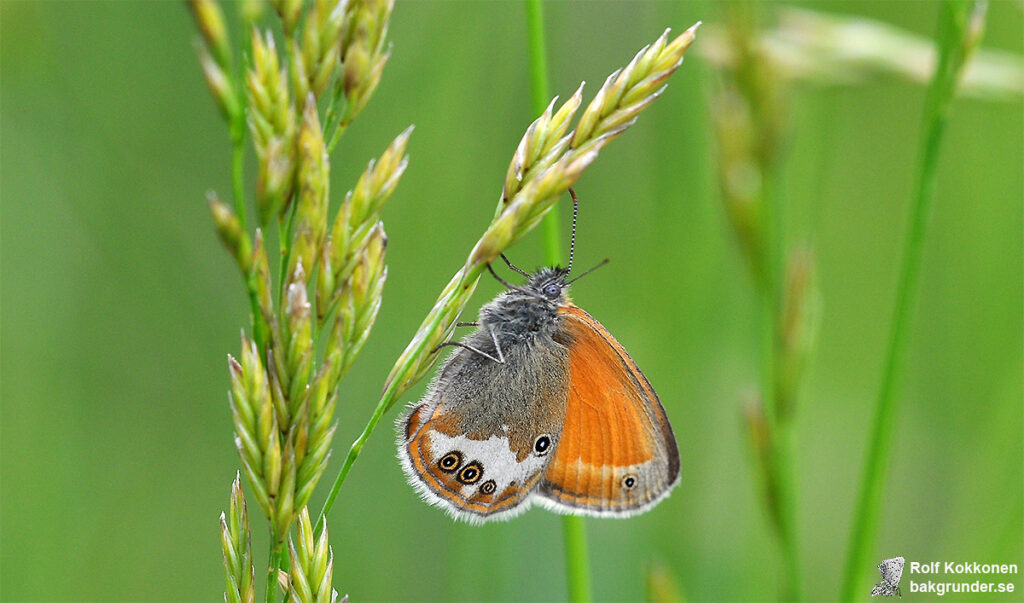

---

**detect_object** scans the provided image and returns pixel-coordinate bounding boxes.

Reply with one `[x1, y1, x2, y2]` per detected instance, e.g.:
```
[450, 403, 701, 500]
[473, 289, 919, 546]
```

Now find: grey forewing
[424, 326, 570, 458]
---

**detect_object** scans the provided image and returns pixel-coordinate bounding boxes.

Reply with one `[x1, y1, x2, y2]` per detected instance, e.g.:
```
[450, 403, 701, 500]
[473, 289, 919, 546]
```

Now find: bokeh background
[2, 1, 1021, 601]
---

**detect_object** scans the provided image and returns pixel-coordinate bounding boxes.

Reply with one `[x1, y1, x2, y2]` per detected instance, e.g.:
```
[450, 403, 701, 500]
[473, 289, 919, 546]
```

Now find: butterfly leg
[500, 253, 530, 277]
[456, 321, 479, 327]
[431, 325, 506, 364]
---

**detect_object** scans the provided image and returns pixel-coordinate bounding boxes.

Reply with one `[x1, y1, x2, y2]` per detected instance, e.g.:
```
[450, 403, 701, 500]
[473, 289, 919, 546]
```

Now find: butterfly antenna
[500, 253, 530, 277]
[566, 258, 609, 285]
[567, 187, 578, 274]
[487, 263, 547, 301]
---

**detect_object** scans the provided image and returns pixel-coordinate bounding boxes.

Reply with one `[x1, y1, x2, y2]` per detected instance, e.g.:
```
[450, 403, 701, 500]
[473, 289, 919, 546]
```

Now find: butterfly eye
[533, 435, 552, 455]
[479, 480, 497, 495]
[457, 461, 483, 484]
[543, 283, 560, 298]
[621, 475, 637, 490]
[438, 451, 463, 473]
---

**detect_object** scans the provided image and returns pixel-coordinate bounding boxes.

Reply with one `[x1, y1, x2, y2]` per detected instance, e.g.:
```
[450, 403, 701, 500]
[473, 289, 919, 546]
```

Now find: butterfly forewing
[536, 304, 680, 516]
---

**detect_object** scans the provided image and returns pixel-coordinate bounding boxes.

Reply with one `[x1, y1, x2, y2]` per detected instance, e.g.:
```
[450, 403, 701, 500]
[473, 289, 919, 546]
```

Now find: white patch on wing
[427, 431, 547, 498]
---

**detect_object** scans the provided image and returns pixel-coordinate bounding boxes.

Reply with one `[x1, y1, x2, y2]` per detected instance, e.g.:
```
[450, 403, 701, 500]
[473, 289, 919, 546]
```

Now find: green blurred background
[2, 1, 1021, 601]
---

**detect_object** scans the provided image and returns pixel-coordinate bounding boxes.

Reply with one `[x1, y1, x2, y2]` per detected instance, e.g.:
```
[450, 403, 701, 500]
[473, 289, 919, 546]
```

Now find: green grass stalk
[760, 168, 801, 601]
[266, 528, 279, 603]
[525, 2, 593, 600]
[840, 2, 984, 600]
[232, 136, 248, 231]
[760, 295, 801, 601]
[562, 515, 593, 602]
[525, 0, 565, 266]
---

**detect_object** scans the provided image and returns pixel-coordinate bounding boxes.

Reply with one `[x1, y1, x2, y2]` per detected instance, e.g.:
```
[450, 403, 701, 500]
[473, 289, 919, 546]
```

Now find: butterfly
[871, 556, 905, 598]
[397, 190, 680, 523]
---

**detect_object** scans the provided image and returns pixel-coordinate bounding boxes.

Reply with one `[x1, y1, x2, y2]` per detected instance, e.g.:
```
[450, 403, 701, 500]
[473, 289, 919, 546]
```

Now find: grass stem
[525, 1, 593, 600]
[525, 0, 563, 267]
[562, 515, 593, 602]
[840, 2, 983, 599]
[758, 108, 802, 601]
[266, 529, 279, 603]
[315, 376, 400, 534]
[231, 131, 248, 232]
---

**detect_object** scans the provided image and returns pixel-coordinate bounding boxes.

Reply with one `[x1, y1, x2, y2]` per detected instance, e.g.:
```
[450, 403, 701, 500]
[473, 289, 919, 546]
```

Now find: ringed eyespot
[479, 480, 497, 495]
[438, 451, 463, 473]
[533, 434, 552, 455]
[622, 475, 637, 490]
[456, 461, 483, 484]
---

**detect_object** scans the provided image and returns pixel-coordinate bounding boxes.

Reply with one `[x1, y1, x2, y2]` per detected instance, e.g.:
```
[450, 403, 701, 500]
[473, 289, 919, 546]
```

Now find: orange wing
[537, 304, 680, 516]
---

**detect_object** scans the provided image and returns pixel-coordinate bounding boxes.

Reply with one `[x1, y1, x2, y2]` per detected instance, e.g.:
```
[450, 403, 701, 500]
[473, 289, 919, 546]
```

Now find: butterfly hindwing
[536, 304, 680, 516]
[398, 329, 570, 523]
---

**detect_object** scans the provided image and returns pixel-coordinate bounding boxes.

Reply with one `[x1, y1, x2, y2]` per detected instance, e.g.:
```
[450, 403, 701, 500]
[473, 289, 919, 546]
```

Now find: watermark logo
[871, 556, 905, 598]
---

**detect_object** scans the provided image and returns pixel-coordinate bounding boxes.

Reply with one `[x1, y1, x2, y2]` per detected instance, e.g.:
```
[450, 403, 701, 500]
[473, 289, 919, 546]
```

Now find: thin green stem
[315, 379, 396, 534]
[525, 1, 591, 600]
[562, 515, 593, 603]
[265, 529, 279, 603]
[231, 131, 248, 233]
[526, 0, 563, 267]
[327, 120, 349, 154]
[277, 198, 299, 303]
[840, 2, 981, 600]
[760, 168, 801, 601]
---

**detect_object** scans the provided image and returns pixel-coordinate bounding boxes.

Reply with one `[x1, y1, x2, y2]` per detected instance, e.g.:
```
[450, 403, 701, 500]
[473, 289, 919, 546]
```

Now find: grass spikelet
[189, 0, 232, 72]
[323, 128, 409, 301]
[337, 0, 394, 129]
[288, 508, 340, 603]
[247, 28, 297, 226]
[698, 7, 1023, 101]
[270, 0, 303, 35]
[208, 191, 253, 274]
[502, 86, 583, 206]
[298, 0, 346, 99]
[221, 473, 256, 603]
[284, 267, 314, 406]
[331, 222, 387, 380]
[196, 43, 242, 126]
[571, 24, 699, 155]
[775, 248, 819, 420]
[288, 97, 330, 282]
[228, 336, 278, 517]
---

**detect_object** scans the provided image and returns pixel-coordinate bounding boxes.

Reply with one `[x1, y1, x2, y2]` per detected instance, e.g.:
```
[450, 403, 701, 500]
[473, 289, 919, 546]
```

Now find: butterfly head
[524, 266, 572, 303]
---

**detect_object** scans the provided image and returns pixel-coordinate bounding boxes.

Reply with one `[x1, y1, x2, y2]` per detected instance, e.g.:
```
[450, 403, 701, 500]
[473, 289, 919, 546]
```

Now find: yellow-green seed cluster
[191, 0, 406, 596]
[220, 474, 256, 603]
[286, 508, 341, 603]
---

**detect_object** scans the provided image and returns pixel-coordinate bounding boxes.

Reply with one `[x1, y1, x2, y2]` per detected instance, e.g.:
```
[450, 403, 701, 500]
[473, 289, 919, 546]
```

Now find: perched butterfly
[397, 190, 680, 523]
[871, 556, 905, 598]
